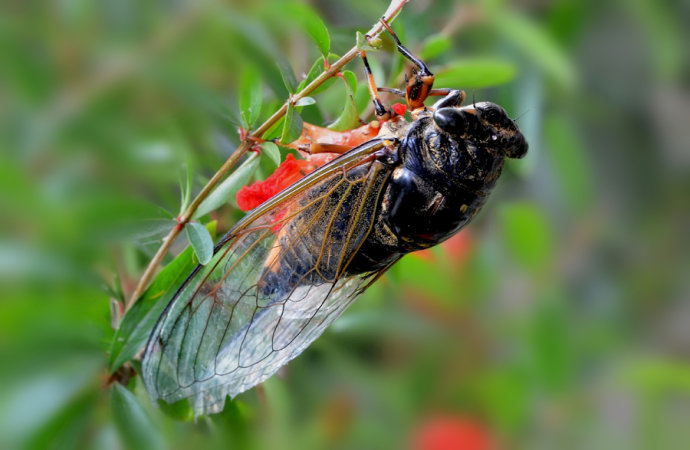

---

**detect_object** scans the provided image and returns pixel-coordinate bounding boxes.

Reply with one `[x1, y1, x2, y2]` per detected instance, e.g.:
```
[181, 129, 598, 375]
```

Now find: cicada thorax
[348, 109, 514, 263]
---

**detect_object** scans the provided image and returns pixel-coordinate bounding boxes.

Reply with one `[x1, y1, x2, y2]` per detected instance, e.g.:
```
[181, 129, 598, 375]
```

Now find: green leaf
[477, 369, 529, 432]
[295, 96, 316, 107]
[262, 377, 291, 443]
[529, 291, 573, 392]
[26, 389, 99, 450]
[311, 76, 337, 96]
[420, 34, 452, 60]
[434, 59, 517, 89]
[262, 117, 286, 142]
[276, 58, 298, 94]
[498, 203, 554, 271]
[186, 222, 213, 265]
[394, 253, 454, 304]
[261, 141, 281, 167]
[624, 359, 690, 393]
[157, 397, 194, 421]
[544, 115, 594, 212]
[297, 54, 340, 95]
[178, 162, 193, 215]
[107, 221, 217, 373]
[297, 57, 325, 92]
[327, 71, 359, 132]
[238, 65, 262, 128]
[492, 12, 576, 89]
[341, 71, 358, 93]
[193, 152, 260, 218]
[277, 3, 330, 57]
[624, 0, 684, 78]
[111, 384, 164, 450]
[280, 104, 303, 144]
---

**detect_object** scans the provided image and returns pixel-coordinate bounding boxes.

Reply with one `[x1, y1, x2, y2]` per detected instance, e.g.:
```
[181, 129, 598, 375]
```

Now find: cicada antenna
[513, 109, 529, 122]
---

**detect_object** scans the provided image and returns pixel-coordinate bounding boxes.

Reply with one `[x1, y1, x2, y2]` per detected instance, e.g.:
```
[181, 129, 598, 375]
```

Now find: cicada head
[399, 97, 527, 195]
[432, 102, 528, 160]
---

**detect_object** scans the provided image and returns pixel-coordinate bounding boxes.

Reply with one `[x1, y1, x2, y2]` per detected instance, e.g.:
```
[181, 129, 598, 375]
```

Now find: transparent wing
[142, 139, 395, 416]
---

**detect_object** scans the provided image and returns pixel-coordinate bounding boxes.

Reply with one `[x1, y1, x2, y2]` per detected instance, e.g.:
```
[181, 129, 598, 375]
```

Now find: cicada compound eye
[432, 107, 467, 136]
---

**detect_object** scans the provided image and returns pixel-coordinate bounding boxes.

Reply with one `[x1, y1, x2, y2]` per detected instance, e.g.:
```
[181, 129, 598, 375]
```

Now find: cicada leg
[364, 20, 463, 114]
[378, 19, 435, 109]
[360, 49, 393, 121]
[286, 20, 465, 157]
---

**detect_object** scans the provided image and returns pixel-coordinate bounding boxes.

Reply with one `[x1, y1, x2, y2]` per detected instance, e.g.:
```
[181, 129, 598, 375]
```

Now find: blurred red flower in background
[410, 415, 494, 450]
[411, 231, 474, 267]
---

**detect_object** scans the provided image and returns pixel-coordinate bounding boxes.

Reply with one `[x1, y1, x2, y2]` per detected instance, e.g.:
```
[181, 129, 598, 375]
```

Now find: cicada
[142, 21, 528, 415]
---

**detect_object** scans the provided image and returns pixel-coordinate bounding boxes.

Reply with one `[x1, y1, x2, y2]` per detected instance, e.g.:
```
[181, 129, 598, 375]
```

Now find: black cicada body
[142, 22, 528, 416]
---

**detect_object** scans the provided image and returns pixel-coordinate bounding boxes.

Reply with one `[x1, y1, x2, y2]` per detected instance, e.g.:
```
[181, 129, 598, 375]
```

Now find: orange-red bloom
[411, 415, 493, 450]
[237, 154, 313, 211]
[392, 102, 407, 116]
[236, 153, 338, 212]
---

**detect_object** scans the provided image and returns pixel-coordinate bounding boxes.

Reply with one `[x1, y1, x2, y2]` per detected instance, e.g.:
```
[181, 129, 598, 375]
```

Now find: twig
[126, 0, 410, 310]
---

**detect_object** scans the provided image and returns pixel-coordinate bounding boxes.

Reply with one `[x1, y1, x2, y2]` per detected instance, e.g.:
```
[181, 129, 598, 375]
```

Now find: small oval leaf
[186, 222, 213, 265]
[239, 65, 262, 128]
[261, 141, 281, 167]
[435, 59, 517, 89]
[492, 12, 576, 89]
[295, 96, 316, 107]
[498, 203, 554, 271]
[111, 384, 165, 450]
[420, 34, 452, 60]
[280, 104, 304, 144]
[278, 3, 330, 57]
[297, 57, 325, 92]
[277, 58, 298, 94]
[193, 152, 260, 218]
[328, 70, 359, 131]
[107, 221, 216, 373]
[178, 163, 193, 215]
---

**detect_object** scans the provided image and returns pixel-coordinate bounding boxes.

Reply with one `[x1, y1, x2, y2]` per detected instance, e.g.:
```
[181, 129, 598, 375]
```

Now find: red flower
[237, 153, 322, 212]
[411, 231, 473, 266]
[411, 415, 494, 450]
[392, 102, 407, 116]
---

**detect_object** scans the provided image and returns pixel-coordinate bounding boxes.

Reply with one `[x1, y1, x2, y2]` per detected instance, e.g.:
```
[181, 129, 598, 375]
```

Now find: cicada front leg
[364, 19, 466, 114]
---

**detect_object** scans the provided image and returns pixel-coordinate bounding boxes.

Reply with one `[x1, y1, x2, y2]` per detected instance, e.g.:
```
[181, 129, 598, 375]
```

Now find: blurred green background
[1, 0, 689, 449]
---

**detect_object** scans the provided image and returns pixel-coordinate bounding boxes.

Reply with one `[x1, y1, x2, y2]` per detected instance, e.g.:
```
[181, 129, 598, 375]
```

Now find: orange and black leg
[378, 20, 434, 109]
[377, 20, 465, 109]
[360, 50, 392, 120]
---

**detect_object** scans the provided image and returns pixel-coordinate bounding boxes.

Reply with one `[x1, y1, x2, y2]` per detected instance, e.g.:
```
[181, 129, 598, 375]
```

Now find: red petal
[411, 415, 493, 450]
[236, 153, 334, 212]
[391, 103, 407, 116]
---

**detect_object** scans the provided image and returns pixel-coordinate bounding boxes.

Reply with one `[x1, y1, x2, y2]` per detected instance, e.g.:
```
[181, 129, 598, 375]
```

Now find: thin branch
[126, 0, 410, 310]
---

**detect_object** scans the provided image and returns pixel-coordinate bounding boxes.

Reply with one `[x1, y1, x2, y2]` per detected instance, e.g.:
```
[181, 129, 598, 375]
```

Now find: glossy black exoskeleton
[348, 93, 528, 273]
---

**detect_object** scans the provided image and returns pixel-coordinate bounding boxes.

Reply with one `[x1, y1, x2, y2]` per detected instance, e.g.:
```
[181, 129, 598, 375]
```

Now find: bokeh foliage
[1, 0, 689, 449]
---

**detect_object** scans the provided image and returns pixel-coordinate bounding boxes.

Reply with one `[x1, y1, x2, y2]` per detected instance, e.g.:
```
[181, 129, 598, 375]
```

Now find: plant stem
[125, 0, 409, 310]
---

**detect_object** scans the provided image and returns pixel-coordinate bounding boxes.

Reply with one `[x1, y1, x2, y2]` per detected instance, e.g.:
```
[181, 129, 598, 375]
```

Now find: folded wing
[142, 139, 395, 416]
